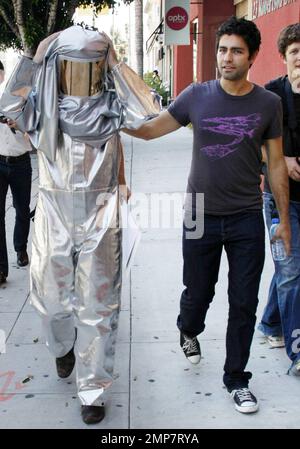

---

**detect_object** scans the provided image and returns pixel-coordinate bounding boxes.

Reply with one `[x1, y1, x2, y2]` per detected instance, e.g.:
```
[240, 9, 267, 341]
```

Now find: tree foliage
[0, 0, 133, 56]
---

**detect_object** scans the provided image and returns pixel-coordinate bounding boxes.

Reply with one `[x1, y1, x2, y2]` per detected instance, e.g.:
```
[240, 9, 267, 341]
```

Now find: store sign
[166, 7, 189, 31]
[252, 0, 296, 19]
[164, 0, 190, 45]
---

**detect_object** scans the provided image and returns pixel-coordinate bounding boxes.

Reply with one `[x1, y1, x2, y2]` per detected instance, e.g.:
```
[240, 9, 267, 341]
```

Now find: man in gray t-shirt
[168, 79, 282, 215]
[110, 17, 291, 414]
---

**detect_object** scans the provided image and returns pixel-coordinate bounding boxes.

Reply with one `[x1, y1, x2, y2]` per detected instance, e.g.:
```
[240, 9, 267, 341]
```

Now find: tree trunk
[0, 5, 20, 38]
[23, 47, 35, 58]
[13, 0, 26, 50]
[47, 0, 59, 34]
[135, 0, 143, 78]
[62, 0, 79, 24]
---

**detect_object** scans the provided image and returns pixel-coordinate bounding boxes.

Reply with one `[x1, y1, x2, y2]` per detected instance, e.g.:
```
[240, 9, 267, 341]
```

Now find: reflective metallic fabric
[112, 62, 161, 129]
[31, 134, 122, 404]
[0, 26, 160, 162]
[0, 25, 160, 406]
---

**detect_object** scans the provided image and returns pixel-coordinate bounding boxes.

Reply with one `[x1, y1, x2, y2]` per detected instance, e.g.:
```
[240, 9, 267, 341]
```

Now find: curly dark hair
[215, 16, 261, 58]
[277, 23, 300, 56]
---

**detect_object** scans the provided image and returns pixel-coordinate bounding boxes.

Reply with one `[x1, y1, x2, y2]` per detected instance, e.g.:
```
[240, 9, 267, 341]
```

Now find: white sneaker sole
[290, 363, 300, 376]
[230, 391, 259, 414]
[267, 336, 285, 348]
[234, 403, 259, 414]
[187, 354, 201, 365]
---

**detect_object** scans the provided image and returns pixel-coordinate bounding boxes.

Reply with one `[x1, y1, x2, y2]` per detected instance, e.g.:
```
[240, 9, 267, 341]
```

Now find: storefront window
[235, 0, 249, 19]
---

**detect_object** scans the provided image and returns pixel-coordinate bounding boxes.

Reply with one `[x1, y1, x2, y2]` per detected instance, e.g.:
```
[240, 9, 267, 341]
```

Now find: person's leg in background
[275, 202, 300, 373]
[9, 154, 32, 266]
[259, 193, 300, 373]
[258, 193, 284, 345]
[0, 160, 9, 282]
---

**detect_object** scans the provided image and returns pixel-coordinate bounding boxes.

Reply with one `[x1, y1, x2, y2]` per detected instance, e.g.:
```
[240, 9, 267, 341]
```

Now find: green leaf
[0, 0, 134, 53]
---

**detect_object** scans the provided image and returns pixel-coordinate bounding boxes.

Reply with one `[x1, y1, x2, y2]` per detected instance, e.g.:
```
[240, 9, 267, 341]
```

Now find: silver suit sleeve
[0, 56, 40, 133]
[111, 62, 161, 129]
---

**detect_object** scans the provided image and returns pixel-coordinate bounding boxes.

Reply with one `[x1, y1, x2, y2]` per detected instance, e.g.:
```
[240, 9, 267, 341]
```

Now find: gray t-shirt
[168, 80, 282, 215]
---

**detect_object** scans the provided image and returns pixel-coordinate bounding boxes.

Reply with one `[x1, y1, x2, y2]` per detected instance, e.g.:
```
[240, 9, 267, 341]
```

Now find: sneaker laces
[182, 337, 198, 353]
[234, 388, 253, 402]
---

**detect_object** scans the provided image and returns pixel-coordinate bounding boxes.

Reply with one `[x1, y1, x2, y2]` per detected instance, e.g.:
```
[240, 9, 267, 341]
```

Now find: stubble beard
[220, 69, 246, 81]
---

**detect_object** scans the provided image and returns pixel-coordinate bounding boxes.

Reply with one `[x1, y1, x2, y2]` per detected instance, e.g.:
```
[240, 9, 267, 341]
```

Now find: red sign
[166, 6, 188, 31]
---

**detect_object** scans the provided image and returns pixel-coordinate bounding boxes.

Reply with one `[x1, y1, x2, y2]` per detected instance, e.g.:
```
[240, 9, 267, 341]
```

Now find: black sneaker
[180, 332, 201, 364]
[81, 405, 105, 424]
[230, 388, 259, 414]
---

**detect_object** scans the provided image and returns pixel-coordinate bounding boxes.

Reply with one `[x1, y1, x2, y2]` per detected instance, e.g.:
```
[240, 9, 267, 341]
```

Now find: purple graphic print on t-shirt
[201, 113, 261, 159]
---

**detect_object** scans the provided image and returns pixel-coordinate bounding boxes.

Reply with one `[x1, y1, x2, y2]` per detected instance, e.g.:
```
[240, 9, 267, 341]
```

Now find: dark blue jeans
[178, 211, 265, 391]
[0, 153, 32, 276]
[258, 193, 300, 370]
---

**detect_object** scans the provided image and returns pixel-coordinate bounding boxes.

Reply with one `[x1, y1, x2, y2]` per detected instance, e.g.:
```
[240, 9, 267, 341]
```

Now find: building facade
[144, 0, 300, 99]
[250, 0, 300, 85]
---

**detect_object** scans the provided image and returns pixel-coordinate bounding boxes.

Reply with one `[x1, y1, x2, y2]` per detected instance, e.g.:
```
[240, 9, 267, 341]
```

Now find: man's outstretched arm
[122, 110, 182, 140]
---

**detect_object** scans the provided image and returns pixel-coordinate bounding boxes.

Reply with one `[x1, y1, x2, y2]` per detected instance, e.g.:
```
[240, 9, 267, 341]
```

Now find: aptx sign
[166, 6, 189, 31]
[164, 0, 190, 45]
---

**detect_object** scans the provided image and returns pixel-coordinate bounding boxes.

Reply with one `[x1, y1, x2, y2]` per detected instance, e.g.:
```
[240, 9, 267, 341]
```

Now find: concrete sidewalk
[0, 128, 299, 429]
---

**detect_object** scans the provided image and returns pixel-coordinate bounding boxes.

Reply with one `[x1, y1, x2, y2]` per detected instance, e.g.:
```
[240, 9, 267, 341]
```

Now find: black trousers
[177, 211, 265, 391]
[0, 153, 32, 276]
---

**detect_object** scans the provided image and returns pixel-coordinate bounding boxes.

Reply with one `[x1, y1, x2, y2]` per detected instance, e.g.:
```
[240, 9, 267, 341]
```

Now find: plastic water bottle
[270, 218, 286, 261]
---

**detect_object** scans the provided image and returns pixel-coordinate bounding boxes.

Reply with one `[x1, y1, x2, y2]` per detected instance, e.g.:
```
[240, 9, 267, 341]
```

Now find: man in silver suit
[0, 26, 159, 424]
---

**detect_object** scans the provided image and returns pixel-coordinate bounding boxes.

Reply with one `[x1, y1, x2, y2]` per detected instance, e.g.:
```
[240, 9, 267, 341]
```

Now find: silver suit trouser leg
[30, 189, 122, 405]
[74, 219, 122, 405]
[30, 194, 77, 357]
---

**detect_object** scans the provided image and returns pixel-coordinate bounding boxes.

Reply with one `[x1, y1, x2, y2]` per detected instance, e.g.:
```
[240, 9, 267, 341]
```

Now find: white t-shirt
[0, 122, 31, 156]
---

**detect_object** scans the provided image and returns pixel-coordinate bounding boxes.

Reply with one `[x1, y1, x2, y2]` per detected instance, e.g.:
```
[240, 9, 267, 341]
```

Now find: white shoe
[290, 360, 300, 376]
[230, 388, 259, 414]
[267, 335, 285, 348]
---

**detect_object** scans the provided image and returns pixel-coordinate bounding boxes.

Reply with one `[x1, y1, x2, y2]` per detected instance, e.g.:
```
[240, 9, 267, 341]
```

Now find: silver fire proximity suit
[0, 26, 160, 405]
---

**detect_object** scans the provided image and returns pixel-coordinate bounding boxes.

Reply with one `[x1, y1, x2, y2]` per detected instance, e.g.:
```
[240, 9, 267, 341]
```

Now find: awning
[146, 19, 164, 53]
